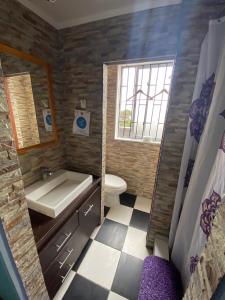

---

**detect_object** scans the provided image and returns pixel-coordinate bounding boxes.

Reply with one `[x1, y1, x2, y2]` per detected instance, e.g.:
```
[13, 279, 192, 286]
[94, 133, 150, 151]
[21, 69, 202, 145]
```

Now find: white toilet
[104, 174, 127, 207]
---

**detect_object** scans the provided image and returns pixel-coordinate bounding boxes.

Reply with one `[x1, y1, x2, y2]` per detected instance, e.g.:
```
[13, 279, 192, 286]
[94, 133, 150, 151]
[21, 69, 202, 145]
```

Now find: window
[115, 61, 174, 143]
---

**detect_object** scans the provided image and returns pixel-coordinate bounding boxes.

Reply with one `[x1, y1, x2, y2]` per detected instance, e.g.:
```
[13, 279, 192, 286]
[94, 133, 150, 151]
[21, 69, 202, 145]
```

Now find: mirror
[0, 44, 58, 153]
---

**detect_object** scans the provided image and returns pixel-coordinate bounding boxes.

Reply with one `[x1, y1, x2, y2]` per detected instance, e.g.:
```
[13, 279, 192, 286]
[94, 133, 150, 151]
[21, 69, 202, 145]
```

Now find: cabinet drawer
[44, 229, 84, 299]
[39, 211, 79, 272]
[79, 186, 101, 238]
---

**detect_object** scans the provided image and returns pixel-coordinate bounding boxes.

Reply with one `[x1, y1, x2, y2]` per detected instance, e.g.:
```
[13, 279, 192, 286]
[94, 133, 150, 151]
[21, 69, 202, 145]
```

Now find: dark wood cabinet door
[41, 185, 101, 299]
[39, 211, 79, 272]
[44, 228, 85, 299]
[79, 186, 101, 240]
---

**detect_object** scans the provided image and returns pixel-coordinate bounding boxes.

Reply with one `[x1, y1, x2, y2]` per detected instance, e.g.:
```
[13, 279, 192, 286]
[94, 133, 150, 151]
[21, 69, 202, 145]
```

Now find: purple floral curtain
[169, 25, 218, 249]
[189, 73, 215, 144]
[170, 18, 225, 287]
[188, 127, 225, 276]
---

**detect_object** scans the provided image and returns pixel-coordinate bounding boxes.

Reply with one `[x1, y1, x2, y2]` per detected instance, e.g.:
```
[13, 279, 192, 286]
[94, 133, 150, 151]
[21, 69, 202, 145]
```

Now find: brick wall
[106, 65, 160, 198]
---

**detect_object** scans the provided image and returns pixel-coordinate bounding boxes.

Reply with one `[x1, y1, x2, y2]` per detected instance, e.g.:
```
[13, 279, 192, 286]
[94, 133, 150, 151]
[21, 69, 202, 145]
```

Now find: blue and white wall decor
[43, 108, 52, 132]
[73, 110, 90, 136]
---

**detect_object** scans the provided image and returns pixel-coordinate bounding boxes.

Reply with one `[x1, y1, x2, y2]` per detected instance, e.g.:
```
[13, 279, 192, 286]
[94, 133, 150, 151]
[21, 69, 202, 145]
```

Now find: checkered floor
[54, 193, 152, 300]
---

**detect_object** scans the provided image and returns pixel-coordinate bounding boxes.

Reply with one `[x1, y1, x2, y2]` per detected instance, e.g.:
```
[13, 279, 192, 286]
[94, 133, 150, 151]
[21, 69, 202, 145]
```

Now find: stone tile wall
[147, 0, 225, 247]
[0, 64, 48, 298]
[0, 0, 67, 298]
[0, 1, 180, 298]
[60, 5, 181, 179]
[0, 0, 66, 187]
[1, 1, 224, 298]
[106, 65, 160, 198]
[60, 4, 180, 226]
[183, 202, 225, 299]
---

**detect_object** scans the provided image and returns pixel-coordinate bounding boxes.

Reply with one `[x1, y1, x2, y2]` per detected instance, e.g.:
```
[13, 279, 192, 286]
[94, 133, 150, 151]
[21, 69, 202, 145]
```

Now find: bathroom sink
[25, 170, 93, 218]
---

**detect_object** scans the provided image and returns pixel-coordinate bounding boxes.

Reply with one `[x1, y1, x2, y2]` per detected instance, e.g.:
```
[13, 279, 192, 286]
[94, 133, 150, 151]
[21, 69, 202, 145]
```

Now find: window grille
[116, 61, 174, 142]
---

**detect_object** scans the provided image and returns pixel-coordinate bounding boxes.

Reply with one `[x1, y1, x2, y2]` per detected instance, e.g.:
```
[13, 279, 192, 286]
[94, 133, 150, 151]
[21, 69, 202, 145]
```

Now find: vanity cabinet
[29, 178, 101, 299]
[79, 187, 101, 239]
[39, 211, 79, 272]
[44, 228, 83, 298]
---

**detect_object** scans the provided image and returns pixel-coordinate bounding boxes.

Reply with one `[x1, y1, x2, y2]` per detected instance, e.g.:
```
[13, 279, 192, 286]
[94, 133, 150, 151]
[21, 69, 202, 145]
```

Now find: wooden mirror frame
[0, 43, 59, 154]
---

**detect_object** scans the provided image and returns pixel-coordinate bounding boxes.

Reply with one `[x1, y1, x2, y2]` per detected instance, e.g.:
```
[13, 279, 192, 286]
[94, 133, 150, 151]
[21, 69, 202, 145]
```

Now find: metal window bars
[117, 61, 174, 142]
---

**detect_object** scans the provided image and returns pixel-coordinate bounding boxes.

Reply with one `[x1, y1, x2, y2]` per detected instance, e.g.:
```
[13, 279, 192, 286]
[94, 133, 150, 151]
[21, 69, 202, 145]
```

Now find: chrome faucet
[41, 167, 54, 180]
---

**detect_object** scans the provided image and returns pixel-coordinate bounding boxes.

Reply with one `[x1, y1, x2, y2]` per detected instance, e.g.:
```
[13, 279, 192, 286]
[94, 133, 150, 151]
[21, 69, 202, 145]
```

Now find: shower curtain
[169, 17, 225, 287]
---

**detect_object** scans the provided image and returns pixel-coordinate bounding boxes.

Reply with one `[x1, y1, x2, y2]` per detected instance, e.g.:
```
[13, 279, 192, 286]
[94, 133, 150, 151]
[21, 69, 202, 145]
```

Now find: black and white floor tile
[54, 194, 151, 300]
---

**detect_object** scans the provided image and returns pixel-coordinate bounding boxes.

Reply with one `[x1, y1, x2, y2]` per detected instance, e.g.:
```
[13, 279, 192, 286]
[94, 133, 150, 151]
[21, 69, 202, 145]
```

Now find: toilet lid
[105, 174, 126, 190]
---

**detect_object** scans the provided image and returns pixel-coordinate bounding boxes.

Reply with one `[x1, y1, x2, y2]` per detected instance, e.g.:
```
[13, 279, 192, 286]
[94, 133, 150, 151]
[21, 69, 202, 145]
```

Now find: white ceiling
[17, 0, 182, 29]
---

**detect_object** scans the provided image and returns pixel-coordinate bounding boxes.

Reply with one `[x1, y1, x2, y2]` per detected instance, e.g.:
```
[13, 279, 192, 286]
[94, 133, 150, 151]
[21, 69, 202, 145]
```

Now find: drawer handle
[58, 249, 74, 269]
[84, 204, 94, 216]
[55, 233, 72, 252]
[60, 264, 73, 283]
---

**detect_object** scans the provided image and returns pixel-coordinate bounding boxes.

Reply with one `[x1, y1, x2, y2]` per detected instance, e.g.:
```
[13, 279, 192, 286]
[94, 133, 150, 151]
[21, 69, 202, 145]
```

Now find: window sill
[114, 137, 161, 145]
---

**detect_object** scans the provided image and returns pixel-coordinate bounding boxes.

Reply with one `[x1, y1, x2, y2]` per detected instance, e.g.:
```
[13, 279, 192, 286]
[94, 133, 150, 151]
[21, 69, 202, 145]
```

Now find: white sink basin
[25, 169, 93, 218]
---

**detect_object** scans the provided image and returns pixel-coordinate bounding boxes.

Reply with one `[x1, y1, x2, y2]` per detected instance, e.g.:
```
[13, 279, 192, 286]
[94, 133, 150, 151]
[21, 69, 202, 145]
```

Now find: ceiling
[17, 0, 182, 29]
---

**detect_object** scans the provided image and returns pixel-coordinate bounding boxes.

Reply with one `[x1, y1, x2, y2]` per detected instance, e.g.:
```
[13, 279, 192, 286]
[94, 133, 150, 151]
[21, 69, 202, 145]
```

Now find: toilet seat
[105, 174, 127, 194]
